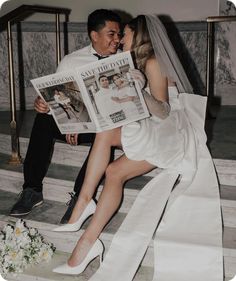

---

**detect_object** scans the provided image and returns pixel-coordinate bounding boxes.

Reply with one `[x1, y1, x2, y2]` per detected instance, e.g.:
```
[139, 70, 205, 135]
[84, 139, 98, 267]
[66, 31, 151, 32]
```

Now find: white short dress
[121, 86, 187, 169]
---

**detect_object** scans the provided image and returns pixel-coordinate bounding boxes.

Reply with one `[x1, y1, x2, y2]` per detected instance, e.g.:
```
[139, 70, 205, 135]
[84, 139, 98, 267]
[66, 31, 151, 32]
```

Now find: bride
[53, 15, 223, 281]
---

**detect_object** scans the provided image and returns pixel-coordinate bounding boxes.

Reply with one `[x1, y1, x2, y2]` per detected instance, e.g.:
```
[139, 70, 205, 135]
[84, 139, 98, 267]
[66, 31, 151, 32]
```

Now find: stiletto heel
[53, 239, 104, 275]
[99, 252, 103, 264]
[53, 199, 96, 232]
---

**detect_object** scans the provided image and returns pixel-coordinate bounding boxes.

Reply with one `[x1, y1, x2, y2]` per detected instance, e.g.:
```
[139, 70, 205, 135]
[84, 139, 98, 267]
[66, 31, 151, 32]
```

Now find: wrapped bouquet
[0, 219, 55, 277]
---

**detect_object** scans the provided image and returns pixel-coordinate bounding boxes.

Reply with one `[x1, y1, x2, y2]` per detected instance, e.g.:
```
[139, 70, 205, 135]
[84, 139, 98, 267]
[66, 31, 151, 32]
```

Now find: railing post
[206, 21, 214, 97]
[55, 13, 61, 65]
[7, 20, 21, 164]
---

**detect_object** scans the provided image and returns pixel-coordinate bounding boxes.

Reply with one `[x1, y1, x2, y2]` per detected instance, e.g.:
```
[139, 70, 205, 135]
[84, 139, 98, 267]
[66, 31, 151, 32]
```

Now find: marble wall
[215, 0, 236, 104]
[1, 16, 235, 110]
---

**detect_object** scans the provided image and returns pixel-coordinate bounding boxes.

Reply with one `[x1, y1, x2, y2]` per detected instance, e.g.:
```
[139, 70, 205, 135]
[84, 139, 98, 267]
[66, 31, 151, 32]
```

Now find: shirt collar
[89, 44, 97, 55]
[90, 44, 109, 58]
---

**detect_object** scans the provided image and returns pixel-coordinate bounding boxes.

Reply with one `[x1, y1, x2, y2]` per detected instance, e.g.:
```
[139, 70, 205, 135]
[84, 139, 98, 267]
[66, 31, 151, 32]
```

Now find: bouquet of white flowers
[0, 219, 56, 277]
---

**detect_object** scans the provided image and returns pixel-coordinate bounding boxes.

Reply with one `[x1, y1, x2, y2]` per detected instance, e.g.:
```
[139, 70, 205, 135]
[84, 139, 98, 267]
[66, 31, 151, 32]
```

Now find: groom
[10, 9, 122, 224]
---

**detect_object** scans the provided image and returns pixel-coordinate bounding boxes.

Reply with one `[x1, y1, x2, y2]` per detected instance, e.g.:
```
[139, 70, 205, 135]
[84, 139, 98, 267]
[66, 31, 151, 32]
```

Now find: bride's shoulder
[145, 57, 162, 76]
[146, 57, 156, 67]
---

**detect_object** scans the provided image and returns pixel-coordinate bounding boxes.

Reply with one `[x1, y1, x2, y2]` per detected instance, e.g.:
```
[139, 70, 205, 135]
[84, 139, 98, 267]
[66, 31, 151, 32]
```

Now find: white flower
[0, 219, 56, 277]
[14, 220, 28, 239]
[29, 228, 37, 236]
[38, 244, 54, 262]
[3, 225, 14, 241]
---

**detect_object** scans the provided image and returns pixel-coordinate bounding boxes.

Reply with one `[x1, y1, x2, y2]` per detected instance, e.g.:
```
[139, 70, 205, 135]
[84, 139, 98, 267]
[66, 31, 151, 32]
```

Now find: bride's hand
[129, 69, 146, 89]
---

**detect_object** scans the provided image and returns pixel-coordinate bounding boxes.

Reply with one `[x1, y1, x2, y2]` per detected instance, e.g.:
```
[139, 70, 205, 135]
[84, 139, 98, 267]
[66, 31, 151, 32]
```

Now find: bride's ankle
[68, 198, 91, 224]
[68, 237, 94, 267]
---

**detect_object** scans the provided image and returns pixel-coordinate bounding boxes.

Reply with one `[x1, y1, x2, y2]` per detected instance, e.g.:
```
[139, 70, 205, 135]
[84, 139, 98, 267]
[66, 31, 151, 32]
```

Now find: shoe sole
[10, 200, 44, 216]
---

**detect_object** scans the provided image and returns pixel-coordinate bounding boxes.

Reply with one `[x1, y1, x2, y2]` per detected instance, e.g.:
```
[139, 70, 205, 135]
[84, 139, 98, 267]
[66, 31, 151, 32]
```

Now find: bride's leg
[68, 155, 155, 266]
[69, 128, 121, 224]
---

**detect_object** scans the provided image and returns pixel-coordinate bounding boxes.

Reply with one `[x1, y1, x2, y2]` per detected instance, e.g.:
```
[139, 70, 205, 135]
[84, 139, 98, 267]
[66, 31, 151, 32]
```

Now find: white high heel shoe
[53, 199, 96, 232]
[53, 239, 104, 275]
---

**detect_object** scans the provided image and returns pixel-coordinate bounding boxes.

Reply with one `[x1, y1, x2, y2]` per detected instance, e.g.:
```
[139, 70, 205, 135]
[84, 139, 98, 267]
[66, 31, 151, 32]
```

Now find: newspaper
[30, 51, 149, 134]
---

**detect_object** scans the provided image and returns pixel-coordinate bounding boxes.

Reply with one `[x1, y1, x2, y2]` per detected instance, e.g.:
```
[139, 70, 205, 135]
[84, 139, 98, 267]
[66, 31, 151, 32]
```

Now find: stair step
[0, 187, 236, 257]
[5, 250, 99, 281]
[0, 191, 235, 258]
[1, 134, 236, 186]
[0, 169, 236, 227]
[4, 249, 153, 281]
[0, 214, 235, 281]
[4, 254, 236, 281]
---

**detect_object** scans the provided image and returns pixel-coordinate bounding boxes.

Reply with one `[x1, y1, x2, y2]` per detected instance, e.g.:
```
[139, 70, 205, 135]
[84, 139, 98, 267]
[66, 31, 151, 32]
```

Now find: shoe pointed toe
[53, 239, 104, 275]
[53, 263, 72, 274]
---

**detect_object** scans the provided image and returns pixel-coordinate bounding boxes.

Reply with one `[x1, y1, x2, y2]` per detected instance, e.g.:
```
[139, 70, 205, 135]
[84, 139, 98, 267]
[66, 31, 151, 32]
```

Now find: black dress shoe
[60, 192, 78, 224]
[10, 188, 43, 216]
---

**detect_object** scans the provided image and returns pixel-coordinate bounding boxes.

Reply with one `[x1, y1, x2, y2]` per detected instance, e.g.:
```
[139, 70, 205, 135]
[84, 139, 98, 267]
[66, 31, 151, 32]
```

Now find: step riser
[1, 134, 236, 186]
[0, 134, 90, 168]
[1, 169, 236, 228]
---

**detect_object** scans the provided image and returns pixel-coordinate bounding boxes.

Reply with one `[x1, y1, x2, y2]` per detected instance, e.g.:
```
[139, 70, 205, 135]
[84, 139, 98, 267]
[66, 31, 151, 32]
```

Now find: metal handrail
[0, 5, 70, 164]
[206, 15, 236, 98]
[207, 15, 236, 23]
[0, 5, 70, 25]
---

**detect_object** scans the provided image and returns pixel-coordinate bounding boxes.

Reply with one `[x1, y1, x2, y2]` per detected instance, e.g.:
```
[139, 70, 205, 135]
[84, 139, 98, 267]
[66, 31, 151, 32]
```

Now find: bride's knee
[95, 131, 112, 145]
[96, 128, 121, 146]
[105, 163, 126, 185]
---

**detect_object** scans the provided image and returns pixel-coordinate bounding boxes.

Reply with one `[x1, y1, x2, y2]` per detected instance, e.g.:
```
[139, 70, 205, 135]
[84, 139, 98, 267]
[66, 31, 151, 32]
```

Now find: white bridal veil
[145, 15, 193, 94]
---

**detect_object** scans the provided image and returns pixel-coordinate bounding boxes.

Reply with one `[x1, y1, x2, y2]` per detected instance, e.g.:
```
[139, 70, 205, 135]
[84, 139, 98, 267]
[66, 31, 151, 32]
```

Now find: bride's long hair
[127, 14, 193, 93]
[127, 15, 154, 72]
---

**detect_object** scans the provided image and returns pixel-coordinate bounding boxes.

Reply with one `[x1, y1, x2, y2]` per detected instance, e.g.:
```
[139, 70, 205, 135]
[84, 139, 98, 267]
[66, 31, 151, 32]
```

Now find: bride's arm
[145, 57, 168, 102]
[143, 58, 170, 119]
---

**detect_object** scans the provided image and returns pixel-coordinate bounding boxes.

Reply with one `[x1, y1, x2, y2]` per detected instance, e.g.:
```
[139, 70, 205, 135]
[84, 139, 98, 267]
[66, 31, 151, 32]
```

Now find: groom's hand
[34, 96, 50, 113]
[66, 134, 78, 145]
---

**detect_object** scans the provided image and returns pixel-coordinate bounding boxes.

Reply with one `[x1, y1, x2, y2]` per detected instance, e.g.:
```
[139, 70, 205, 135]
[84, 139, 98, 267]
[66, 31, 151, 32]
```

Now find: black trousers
[23, 113, 96, 196]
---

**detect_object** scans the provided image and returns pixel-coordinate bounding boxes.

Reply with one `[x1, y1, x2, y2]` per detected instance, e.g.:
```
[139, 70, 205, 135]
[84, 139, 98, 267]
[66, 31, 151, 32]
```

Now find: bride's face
[121, 25, 134, 51]
[113, 75, 123, 88]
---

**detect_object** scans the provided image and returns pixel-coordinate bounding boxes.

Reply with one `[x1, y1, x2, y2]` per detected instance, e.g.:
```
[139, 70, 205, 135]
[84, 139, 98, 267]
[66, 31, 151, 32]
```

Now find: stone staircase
[0, 126, 236, 280]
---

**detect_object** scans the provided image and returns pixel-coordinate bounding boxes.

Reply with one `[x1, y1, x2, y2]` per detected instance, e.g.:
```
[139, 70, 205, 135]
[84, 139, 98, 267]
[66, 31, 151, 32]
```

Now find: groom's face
[91, 21, 121, 56]
[99, 76, 109, 89]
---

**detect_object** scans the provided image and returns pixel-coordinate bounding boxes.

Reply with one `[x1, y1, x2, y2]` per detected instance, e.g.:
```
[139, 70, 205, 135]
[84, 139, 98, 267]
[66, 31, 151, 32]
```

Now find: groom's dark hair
[87, 9, 121, 39]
